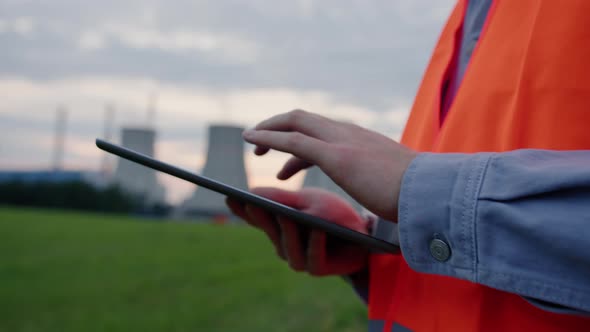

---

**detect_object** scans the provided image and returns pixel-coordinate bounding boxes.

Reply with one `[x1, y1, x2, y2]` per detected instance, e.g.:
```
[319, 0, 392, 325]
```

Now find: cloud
[0, 16, 36, 36]
[0, 0, 455, 203]
[78, 30, 106, 51]
[77, 24, 260, 64]
[0, 0, 454, 111]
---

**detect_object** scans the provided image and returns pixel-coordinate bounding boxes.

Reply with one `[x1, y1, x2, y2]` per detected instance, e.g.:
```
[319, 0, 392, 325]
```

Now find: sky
[0, 0, 455, 204]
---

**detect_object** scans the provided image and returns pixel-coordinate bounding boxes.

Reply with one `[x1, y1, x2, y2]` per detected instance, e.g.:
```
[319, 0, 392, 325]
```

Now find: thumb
[251, 187, 306, 209]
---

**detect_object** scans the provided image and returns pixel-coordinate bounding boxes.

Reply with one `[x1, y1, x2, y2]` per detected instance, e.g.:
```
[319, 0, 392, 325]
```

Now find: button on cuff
[429, 238, 451, 262]
[398, 153, 492, 282]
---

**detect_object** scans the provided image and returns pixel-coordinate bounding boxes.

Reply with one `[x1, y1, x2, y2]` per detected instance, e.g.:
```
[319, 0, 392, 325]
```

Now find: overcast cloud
[0, 0, 454, 203]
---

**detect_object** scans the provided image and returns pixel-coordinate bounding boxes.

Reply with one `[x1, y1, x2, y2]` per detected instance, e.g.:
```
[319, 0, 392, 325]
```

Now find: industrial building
[112, 127, 166, 206]
[5, 101, 363, 218]
[178, 125, 249, 218]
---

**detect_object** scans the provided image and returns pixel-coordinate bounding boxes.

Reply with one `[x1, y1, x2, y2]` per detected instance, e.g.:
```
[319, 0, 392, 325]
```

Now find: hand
[242, 110, 417, 220]
[226, 187, 369, 276]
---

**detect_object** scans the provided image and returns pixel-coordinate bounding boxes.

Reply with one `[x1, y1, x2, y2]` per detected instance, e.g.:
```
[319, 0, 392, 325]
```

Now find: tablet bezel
[95, 138, 399, 254]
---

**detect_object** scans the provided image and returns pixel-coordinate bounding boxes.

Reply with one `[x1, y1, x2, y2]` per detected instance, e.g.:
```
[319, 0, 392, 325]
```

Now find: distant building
[112, 127, 166, 206]
[177, 124, 249, 218]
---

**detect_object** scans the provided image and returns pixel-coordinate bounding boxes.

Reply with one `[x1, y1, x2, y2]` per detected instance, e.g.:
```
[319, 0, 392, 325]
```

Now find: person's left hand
[242, 110, 418, 221]
[226, 187, 370, 276]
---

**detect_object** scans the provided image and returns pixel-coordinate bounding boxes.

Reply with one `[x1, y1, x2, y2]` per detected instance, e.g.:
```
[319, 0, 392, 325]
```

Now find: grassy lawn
[0, 207, 366, 332]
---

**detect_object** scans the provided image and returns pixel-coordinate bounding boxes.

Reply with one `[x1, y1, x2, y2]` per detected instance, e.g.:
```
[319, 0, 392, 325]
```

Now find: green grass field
[0, 207, 366, 332]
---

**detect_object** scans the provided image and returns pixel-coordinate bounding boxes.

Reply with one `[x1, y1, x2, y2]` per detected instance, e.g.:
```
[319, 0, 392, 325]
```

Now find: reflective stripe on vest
[369, 0, 590, 331]
[368, 319, 385, 332]
[368, 320, 413, 332]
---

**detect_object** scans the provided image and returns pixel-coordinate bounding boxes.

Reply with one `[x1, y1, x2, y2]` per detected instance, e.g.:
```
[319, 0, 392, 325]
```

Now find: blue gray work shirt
[353, 0, 590, 317]
[393, 150, 590, 315]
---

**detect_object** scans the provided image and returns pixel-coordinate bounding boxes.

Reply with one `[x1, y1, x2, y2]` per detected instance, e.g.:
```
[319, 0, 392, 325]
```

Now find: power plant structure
[52, 106, 67, 172]
[112, 127, 166, 205]
[303, 166, 362, 212]
[178, 124, 249, 218]
[100, 103, 116, 179]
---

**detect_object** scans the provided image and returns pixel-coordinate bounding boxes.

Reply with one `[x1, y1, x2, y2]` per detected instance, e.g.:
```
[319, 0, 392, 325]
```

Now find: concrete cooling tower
[179, 125, 249, 217]
[113, 128, 166, 205]
[303, 166, 362, 212]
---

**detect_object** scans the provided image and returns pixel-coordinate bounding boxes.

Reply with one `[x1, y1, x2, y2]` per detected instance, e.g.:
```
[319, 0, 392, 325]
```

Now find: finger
[242, 130, 330, 168]
[254, 110, 332, 140]
[277, 217, 307, 271]
[254, 145, 270, 156]
[245, 205, 285, 260]
[226, 197, 249, 221]
[326, 242, 370, 276]
[277, 156, 313, 180]
[307, 230, 328, 276]
[250, 187, 306, 209]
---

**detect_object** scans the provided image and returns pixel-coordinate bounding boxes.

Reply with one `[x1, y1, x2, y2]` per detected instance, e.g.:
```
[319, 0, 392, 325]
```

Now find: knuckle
[289, 109, 306, 117]
[289, 260, 305, 272]
[308, 266, 327, 277]
[308, 268, 320, 277]
[286, 132, 304, 149]
[288, 109, 307, 124]
[244, 217, 259, 228]
[276, 247, 287, 261]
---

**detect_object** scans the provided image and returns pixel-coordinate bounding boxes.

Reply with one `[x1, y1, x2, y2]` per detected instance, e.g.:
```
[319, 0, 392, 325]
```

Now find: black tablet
[96, 138, 399, 254]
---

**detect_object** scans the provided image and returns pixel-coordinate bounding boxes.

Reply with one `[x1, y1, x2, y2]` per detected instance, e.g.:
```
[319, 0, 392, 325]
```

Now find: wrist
[381, 149, 419, 221]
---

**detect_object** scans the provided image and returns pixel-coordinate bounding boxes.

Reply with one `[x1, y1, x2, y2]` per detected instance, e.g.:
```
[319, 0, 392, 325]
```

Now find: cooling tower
[113, 127, 166, 205]
[179, 125, 249, 217]
[303, 166, 362, 212]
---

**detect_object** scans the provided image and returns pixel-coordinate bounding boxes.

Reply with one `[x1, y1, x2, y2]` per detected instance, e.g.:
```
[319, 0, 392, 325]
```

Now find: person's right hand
[226, 187, 369, 276]
[242, 110, 418, 220]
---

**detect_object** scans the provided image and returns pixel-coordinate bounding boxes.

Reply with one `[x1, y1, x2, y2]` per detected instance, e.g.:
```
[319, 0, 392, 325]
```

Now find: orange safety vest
[368, 0, 590, 331]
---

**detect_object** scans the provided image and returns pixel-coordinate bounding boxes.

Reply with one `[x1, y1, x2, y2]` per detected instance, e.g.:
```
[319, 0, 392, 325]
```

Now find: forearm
[398, 149, 590, 314]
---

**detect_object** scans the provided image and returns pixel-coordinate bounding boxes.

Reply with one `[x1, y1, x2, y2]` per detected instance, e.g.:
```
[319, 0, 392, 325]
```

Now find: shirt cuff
[397, 152, 492, 282]
[397, 152, 589, 316]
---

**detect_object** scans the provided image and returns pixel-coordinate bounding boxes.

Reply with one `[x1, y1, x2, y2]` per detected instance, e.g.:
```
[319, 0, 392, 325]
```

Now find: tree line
[0, 180, 170, 216]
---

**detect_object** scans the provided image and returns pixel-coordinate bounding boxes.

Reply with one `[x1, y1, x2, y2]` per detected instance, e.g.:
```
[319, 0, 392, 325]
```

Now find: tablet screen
[96, 138, 399, 254]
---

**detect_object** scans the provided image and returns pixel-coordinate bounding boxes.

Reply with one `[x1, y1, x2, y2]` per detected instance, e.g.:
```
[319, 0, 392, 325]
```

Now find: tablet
[95, 138, 399, 254]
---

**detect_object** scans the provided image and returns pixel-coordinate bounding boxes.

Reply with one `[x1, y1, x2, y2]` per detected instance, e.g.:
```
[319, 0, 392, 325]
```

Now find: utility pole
[101, 103, 115, 177]
[52, 105, 68, 172]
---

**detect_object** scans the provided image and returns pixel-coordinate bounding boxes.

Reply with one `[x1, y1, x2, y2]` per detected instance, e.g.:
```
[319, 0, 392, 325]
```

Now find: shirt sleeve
[398, 149, 590, 315]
